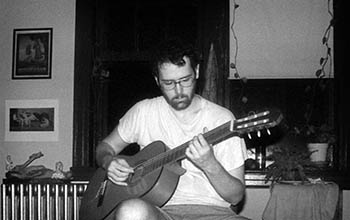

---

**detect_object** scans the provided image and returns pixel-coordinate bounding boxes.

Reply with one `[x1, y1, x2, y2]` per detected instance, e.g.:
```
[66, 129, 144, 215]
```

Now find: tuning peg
[248, 133, 252, 139]
[267, 128, 271, 135]
[257, 130, 261, 137]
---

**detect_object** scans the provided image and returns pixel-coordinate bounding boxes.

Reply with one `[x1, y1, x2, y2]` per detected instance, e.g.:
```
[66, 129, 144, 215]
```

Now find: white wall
[0, 0, 75, 180]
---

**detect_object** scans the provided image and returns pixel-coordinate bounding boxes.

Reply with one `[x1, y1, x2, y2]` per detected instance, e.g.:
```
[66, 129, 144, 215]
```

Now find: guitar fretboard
[136, 121, 234, 176]
[133, 109, 280, 177]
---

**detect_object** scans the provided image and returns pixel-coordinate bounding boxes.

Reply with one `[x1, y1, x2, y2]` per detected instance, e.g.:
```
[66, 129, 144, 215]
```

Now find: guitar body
[80, 141, 183, 220]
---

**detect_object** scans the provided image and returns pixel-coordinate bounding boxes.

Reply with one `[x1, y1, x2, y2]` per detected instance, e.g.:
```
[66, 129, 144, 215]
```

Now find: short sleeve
[117, 101, 144, 144]
[214, 136, 247, 171]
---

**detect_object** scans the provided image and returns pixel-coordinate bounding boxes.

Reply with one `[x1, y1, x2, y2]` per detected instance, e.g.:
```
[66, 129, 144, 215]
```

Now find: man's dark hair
[152, 37, 200, 78]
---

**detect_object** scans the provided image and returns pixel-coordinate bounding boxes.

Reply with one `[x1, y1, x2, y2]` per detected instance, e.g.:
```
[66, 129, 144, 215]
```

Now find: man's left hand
[185, 128, 217, 171]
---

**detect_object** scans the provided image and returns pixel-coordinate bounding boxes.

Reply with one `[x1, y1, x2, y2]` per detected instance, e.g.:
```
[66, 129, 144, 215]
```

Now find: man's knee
[114, 198, 156, 220]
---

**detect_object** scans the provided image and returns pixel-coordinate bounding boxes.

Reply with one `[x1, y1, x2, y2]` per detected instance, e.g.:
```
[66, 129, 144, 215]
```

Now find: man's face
[157, 57, 198, 111]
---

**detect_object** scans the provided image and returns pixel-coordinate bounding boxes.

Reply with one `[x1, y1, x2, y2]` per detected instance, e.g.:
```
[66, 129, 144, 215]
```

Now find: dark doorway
[106, 61, 161, 131]
[104, 61, 161, 155]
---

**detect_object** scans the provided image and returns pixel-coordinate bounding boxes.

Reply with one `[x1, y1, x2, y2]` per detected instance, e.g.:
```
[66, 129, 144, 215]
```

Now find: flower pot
[307, 143, 329, 162]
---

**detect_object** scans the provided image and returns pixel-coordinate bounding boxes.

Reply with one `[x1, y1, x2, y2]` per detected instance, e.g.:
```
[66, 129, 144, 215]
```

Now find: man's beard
[164, 93, 194, 111]
[171, 95, 191, 110]
[162, 81, 196, 111]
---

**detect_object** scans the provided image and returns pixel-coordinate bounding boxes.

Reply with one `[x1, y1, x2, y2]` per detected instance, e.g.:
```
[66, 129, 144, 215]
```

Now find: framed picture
[5, 99, 59, 142]
[12, 28, 53, 79]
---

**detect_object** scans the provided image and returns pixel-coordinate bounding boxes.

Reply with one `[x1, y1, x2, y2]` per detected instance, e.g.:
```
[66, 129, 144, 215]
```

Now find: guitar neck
[140, 121, 234, 173]
[137, 109, 282, 176]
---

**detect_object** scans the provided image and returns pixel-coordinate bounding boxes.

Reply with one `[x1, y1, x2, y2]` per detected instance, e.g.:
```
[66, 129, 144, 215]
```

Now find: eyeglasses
[159, 75, 195, 90]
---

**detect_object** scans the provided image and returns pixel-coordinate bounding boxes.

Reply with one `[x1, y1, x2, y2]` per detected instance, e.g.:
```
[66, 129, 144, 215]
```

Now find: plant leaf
[320, 57, 325, 65]
[315, 69, 322, 77]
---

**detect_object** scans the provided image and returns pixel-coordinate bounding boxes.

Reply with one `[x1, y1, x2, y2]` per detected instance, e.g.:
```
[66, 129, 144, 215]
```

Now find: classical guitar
[80, 109, 284, 220]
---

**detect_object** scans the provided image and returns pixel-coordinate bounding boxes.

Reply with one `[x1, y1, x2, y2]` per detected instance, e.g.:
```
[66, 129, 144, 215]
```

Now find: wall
[0, 0, 75, 180]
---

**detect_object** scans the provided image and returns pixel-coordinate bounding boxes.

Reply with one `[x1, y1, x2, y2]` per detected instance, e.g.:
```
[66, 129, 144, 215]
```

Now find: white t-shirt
[117, 95, 247, 207]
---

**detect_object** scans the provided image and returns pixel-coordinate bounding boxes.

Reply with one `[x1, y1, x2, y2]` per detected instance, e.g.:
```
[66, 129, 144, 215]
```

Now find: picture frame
[12, 28, 53, 79]
[5, 99, 59, 142]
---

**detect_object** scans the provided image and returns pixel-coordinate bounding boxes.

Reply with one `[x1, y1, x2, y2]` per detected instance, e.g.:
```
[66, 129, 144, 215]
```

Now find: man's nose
[174, 81, 183, 94]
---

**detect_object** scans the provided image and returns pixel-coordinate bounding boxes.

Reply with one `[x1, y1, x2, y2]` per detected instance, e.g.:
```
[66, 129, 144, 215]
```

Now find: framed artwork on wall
[12, 28, 53, 79]
[4, 99, 59, 142]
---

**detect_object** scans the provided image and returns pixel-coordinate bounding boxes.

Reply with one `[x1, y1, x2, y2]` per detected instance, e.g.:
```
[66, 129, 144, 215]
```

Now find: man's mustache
[173, 95, 188, 100]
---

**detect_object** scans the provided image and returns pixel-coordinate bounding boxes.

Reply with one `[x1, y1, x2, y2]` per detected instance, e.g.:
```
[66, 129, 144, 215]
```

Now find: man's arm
[203, 162, 245, 205]
[95, 127, 134, 185]
[186, 134, 245, 205]
[96, 127, 128, 168]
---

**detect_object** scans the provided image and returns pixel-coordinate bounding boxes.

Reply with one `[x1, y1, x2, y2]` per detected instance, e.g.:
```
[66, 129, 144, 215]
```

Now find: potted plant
[303, 123, 336, 144]
[264, 133, 315, 184]
[294, 123, 336, 163]
[291, 47, 336, 163]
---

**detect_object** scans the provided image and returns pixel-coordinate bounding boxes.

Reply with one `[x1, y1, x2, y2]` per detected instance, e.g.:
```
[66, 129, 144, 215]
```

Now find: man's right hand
[107, 158, 134, 186]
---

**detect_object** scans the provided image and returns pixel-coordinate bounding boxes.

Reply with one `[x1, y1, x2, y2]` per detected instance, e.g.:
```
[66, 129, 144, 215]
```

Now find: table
[262, 182, 339, 220]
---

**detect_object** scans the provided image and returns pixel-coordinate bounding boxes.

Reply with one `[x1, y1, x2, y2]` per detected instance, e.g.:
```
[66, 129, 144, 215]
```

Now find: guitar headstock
[232, 109, 284, 138]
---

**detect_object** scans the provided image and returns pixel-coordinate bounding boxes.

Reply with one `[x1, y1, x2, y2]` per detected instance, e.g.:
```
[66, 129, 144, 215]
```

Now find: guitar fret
[204, 122, 232, 146]
[175, 147, 186, 160]
[140, 144, 187, 176]
[166, 152, 176, 164]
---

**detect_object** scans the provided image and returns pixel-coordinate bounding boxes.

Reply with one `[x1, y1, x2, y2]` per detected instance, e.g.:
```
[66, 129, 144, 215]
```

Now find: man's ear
[195, 64, 199, 79]
[154, 76, 160, 86]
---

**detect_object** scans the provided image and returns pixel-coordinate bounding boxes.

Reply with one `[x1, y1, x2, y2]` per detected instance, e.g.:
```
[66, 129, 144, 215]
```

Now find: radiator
[1, 181, 88, 220]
